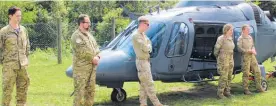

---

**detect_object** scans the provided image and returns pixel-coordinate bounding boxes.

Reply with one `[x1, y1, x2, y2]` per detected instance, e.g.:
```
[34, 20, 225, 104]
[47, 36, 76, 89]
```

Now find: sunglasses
[143, 23, 149, 26]
[82, 21, 90, 24]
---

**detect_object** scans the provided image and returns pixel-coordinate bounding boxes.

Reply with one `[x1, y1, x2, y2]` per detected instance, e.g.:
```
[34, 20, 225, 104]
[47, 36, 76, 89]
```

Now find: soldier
[0, 6, 30, 106]
[214, 24, 235, 99]
[71, 14, 100, 106]
[237, 24, 265, 95]
[132, 16, 164, 106]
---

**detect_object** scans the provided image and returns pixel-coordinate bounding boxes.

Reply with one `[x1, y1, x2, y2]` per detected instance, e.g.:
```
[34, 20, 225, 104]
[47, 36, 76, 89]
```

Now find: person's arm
[25, 28, 30, 57]
[237, 37, 250, 53]
[0, 29, 4, 64]
[213, 37, 223, 58]
[146, 37, 152, 53]
[136, 36, 150, 53]
[91, 36, 101, 65]
[250, 36, 257, 55]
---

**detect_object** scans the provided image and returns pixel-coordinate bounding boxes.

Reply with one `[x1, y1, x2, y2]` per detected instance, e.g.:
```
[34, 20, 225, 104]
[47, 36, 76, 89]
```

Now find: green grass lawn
[0, 50, 276, 106]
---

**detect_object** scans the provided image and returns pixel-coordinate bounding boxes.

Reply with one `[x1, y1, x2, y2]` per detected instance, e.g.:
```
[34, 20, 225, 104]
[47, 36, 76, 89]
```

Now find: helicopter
[66, 1, 276, 102]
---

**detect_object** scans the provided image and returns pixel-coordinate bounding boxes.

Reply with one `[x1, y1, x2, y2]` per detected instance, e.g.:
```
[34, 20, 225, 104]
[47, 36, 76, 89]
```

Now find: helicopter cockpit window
[149, 23, 166, 58]
[106, 21, 136, 49]
[115, 21, 166, 57]
[166, 23, 189, 57]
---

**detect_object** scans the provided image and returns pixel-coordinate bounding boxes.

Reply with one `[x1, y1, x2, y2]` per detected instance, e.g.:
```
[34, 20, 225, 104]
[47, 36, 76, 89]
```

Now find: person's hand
[92, 56, 100, 65]
[248, 50, 253, 54]
[252, 48, 257, 55]
[147, 44, 152, 53]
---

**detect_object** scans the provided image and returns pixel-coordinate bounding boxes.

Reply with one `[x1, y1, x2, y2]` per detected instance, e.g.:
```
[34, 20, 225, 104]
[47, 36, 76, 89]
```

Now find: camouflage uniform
[214, 35, 235, 98]
[71, 29, 100, 106]
[0, 25, 30, 106]
[132, 31, 162, 106]
[237, 35, 262, 92]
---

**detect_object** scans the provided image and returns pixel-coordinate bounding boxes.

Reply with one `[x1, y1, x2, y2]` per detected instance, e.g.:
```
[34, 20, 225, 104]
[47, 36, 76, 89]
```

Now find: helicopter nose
[96, 50, 133, 82]
[65, 50, 134, 81]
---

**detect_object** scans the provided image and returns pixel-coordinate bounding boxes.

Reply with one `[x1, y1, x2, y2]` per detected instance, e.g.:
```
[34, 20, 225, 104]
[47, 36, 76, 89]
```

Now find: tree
[259, 1, 276, 17]
[96, 8, 130, 45]
[0, 1, 38, 25]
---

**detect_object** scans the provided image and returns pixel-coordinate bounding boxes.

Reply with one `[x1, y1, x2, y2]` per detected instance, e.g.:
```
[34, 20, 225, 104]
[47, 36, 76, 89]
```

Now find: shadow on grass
[29, 91, 71, 96]
[94, 82, 227, 106]
[95, 78, 276, 106]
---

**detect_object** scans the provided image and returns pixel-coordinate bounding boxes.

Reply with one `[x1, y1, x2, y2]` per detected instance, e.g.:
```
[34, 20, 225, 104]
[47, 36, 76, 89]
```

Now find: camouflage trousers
[73, 64, 96, 106]
[2, 66, 30, 106]
[217, 53, 234, 96]
[136, 59, 162, 106]
[241, 54, 262, 91]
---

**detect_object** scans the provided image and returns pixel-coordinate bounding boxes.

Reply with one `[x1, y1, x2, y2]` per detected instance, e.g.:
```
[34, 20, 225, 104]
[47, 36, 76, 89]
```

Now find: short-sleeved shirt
[132, 31, 152, 60]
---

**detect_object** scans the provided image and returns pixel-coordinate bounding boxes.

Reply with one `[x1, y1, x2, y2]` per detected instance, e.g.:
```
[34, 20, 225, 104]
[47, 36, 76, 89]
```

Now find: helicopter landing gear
[111, 88, 127, 102]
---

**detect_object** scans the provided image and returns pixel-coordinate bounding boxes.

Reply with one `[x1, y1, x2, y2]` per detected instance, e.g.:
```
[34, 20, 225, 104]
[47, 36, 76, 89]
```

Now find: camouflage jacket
[237, 35, 254, 54]
[214, 35, 235, 57]
[132, 30, 152, 60]
[71, 29, 100, 68]
[0, 25, 30, 69]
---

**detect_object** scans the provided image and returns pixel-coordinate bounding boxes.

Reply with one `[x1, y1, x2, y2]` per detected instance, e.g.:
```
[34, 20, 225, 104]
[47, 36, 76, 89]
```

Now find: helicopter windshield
[105, 21, 136, 49]
[114, 21, 166, 58]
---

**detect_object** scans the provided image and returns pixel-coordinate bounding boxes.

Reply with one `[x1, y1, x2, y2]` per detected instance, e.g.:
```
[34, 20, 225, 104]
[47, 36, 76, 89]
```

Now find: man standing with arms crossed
[71, 14, 100, 106]
[132, 16, 164, 106]
[0, 6, 30, 106]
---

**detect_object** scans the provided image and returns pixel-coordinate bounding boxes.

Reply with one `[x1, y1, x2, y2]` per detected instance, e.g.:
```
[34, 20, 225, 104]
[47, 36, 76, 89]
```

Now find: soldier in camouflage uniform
[237, 24, 264, 95]
[71, 14, 100, 106]
[132, 16, 164, 106]
[0, 6, 30, 106]
[214, 24, 235, 99]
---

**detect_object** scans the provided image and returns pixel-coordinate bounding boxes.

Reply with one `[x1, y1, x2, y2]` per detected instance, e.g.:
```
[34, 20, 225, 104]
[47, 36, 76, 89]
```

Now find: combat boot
[257, 88, 265, 93]
[224, 92, 233, 98]
[224, 89, 233, 98]
[217, 94, 226, 99]
[16, 103, 27, 106]
[244, 90, 252, 95]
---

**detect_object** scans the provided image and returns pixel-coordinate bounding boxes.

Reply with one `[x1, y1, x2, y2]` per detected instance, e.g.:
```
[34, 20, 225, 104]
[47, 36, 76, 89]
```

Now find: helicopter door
[164, 22, 194, 74]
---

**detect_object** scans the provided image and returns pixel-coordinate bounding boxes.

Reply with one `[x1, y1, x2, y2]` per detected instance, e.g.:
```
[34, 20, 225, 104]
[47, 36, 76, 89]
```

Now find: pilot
[237, 24, 265, 95]
[214, 24, 235, 99]
[0, 6, 30, 106]
[71, 14, 100, 106]
[132, 16, 164, 106]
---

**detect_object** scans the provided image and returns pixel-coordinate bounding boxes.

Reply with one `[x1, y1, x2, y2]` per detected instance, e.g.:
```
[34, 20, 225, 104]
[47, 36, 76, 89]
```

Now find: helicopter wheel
[111, 88, 127, 102]
[261, 79, 268, 91]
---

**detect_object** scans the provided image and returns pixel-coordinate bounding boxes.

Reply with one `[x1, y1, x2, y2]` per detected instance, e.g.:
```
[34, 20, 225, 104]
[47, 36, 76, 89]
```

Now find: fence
[0, 18, 117, 64]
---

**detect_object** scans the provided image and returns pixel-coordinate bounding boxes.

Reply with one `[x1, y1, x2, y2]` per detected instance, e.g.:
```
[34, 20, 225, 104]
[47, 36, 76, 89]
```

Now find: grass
[0, 49, 276, 106]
